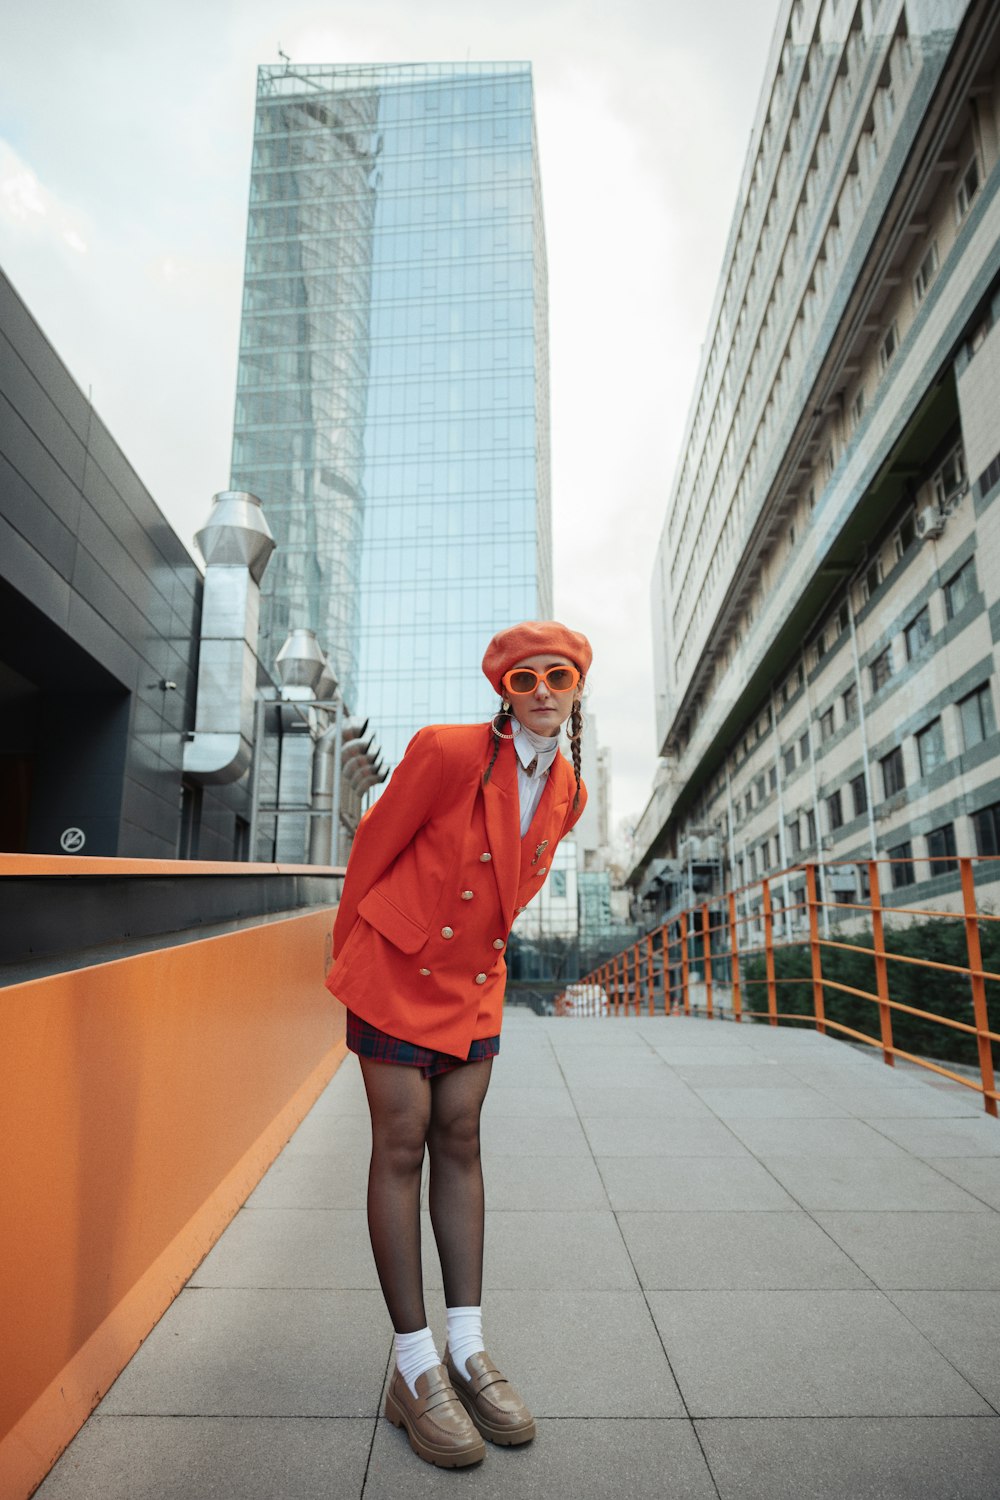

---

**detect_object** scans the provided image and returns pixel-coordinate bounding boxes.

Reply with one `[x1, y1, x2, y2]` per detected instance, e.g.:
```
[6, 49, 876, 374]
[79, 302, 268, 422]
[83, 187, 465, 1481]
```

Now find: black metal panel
[0, 873, 342, 975]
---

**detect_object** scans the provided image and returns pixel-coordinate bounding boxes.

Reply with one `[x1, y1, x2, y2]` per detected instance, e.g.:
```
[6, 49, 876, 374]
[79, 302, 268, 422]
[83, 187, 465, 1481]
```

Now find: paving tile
[34, 1416, 373, 1500]
[888, 1290, 1000, 1408]
[759, 1155, 990, 1211]
[440, 1288, 685, 1417]
[479, 1113, 592, 1157]
[696, 1416, 1000, 1500]
[481, 1084, 576, 1117]
[597, 1155, 798, 1211]
[646, 1044, 779, 1066]
[190, 1207, 378, 1289]
[861, 1115, 1000, 1157]
[246, 1151, 372, 1210]
[481, 1153, 609, 1210]
[581, 1115, 748, 1157]
[617, 1211, 870, 1290]
[671, 1064, 806, 1090]
[365, 1417, 716, 1498]
[569, 1085, 712, 1118]
[282, 1112, 372, 1157]
[476, 1211, 638, 1291]
[695, 1087, 850, 1119]
[833, 1087, 984, 1119]
[100, 1288, 390, 1416]
[724, 1117, 909, 1157]
[812, 1212, 1000, 1289]
[646, 1289, 990, 1417]
[924, 1156, 1000, 1209]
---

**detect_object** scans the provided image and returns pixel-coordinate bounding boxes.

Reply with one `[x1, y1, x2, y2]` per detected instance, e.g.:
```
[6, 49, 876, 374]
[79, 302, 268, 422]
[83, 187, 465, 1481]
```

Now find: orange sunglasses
[502, 664, 580, 696]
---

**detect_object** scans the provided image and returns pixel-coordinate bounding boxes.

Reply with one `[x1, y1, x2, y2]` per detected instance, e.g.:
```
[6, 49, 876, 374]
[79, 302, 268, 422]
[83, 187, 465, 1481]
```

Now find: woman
[325, 620, 591, 1468]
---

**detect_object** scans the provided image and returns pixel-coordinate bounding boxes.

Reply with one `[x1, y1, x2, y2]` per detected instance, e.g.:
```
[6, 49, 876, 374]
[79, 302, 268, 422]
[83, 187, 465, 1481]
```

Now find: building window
[905, 605, 931, 659]
[820, 706, 836, 741]
[881, 745, 905, 797]
[769, 765, 778, 791]
[859, 558, 881, 604]
[550, 870, 568, 897]
[893, 512, 916, 558]
[888, 840, 916, 887]
[788, 816, 802, 857]
[916, 717, 946, 777]
[959, 682, 997, 750]
[851, 773, 868, 817]
[879, 321, 898, 371]
[805, 809, 817, 846]
[913, 241, 939, 305]
[745, 792, 754, 818]
[843, 682, 858, 719]
[870, 646, 893, 692]
[973, 802, 1000, 856]
[944, 557, 977, 619]
[956, 155, 981, 221]
[850, 387, 865, 431]
[755, 774, 767, 802]
[926, 823, 958, 874]
[933, 444, 966, 507]
[827, 788, 844, 831]
[784, 746, 796, 775]
[749, 848, 758, 880]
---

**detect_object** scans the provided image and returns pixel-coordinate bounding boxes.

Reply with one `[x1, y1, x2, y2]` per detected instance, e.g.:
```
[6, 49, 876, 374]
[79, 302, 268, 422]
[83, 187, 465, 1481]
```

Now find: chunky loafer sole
[384, 1385, 486, 1468]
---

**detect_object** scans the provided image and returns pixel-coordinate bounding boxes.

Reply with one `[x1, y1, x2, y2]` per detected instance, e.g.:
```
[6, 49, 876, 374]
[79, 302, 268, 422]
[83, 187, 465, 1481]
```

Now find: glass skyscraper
[231, 62, 552, 764]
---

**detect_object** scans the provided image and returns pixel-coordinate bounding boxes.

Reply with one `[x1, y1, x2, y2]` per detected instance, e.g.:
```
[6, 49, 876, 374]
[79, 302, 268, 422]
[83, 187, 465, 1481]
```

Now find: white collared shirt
[513, 725, 560, 837]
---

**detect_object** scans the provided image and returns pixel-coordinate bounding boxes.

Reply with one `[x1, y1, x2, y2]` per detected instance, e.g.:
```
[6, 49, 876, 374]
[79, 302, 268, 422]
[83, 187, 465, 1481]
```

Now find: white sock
[446, 1305, 484, 1380]
[394, 1326, 441, 1398]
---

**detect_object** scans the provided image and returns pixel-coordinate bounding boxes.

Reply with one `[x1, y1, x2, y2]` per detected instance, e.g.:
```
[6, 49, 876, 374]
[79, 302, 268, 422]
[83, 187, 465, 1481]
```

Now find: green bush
[740, 916, 1000, 1073]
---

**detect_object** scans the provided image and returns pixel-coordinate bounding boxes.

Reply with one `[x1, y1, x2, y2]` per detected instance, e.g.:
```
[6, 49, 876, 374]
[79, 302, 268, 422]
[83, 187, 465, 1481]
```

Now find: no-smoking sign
[60, 828, 86, 853]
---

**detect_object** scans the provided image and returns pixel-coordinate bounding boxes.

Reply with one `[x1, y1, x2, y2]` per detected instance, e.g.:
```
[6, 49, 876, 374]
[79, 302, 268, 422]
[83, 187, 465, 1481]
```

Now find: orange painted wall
[0, 905, 344, 1500]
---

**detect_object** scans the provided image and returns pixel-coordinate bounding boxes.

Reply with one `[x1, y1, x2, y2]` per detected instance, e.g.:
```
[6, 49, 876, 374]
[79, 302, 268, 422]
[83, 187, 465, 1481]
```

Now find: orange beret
[482, 620, 593, 694]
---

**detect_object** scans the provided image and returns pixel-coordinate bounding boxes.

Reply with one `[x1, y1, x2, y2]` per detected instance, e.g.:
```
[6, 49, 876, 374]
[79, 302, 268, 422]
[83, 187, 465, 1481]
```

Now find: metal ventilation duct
[183, 490, 275, 784]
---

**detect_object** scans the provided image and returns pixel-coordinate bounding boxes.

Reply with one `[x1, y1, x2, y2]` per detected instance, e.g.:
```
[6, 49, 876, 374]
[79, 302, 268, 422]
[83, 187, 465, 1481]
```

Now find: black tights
[359, 1055, 493, 1333]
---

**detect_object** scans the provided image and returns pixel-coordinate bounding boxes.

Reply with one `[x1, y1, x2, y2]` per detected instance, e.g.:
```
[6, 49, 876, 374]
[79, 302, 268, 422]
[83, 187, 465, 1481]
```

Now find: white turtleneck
[513, 724, 561, 837]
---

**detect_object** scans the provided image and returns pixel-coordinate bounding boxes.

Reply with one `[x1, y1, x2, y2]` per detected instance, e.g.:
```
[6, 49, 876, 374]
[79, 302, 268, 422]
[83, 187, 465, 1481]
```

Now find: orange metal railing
[556, 856, 1000, 1118]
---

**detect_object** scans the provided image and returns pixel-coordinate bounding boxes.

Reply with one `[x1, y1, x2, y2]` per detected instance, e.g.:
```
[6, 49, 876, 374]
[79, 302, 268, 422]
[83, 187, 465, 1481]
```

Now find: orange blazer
[325, 722, 587, 1056]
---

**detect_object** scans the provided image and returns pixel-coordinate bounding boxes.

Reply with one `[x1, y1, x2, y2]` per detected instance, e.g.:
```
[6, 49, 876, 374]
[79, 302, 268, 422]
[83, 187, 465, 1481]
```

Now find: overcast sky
[0, 0, 783, 836]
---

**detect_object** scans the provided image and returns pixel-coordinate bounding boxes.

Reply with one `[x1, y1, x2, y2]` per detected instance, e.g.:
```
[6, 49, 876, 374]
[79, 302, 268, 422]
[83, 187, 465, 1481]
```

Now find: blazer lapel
[482, 736, 522, 924]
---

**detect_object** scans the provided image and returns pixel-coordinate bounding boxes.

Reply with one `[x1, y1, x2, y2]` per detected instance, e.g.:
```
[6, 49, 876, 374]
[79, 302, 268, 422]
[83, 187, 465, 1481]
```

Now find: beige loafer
[384, 1363, 486, 1468]
[444, 1346, 537, 1446]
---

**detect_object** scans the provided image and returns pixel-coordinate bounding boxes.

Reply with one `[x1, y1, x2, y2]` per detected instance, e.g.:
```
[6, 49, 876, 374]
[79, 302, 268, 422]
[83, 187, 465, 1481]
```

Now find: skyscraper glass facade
[232, 62, 552, 765]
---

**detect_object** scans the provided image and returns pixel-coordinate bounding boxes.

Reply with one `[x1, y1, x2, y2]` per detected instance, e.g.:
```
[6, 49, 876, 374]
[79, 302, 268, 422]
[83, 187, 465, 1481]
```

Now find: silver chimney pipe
[183, 490, 275, 784]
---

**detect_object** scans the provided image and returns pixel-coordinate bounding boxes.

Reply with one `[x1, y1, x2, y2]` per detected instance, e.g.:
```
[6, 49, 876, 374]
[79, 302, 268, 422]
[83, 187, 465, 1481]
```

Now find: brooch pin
[531, 839, 549, 865]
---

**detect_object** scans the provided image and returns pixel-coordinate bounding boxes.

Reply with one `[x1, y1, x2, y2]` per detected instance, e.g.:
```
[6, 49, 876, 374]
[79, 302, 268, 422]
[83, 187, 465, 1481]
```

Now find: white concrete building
[632, 0, 1000, 927]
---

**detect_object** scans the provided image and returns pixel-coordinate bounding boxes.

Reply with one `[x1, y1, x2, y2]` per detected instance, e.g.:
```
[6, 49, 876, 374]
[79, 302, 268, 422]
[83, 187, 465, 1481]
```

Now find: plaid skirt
[346, 1009, 500, 1079]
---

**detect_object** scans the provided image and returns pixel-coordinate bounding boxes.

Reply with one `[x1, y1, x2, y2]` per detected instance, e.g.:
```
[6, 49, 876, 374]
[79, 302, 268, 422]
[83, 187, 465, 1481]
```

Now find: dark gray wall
[0, 267, 247, 858]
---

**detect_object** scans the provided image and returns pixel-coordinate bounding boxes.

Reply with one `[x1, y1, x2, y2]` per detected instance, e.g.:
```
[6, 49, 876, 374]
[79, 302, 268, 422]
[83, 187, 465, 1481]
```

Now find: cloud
[0, 141, 88, 251]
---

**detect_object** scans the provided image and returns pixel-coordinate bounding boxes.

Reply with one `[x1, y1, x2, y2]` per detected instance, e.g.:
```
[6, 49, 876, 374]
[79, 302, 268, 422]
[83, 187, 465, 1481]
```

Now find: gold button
[493, 939, 505, 950]
[419, 967, 431, 976]
[441, 926, 454, 939]
[475, 973, 487, 984]
[461, 890, 474, 900]
[479, 852, 492, 861]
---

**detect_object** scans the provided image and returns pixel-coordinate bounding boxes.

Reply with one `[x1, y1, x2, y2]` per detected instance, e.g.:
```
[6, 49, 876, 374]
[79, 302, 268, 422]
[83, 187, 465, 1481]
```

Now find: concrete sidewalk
[37, 1012, 1000, 1498]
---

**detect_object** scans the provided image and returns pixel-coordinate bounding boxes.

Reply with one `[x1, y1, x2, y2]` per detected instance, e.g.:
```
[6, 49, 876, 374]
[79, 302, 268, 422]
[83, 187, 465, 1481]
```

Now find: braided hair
[482, 700, 514, 788]
[568, 699, 583, 811]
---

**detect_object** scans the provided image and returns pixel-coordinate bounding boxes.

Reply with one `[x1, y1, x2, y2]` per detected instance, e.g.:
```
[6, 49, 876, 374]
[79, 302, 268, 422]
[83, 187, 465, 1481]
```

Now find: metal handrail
[555, 855, 1000, 1117]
